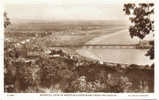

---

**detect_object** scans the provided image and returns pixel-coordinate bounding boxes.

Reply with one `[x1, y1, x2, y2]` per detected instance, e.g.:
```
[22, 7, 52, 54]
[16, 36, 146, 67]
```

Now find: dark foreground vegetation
[4, 34, 154, 93]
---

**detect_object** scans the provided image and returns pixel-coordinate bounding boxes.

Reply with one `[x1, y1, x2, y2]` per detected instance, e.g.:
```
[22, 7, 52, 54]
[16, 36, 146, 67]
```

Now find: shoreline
[76, 29, 128, 62]
[76, 29, 153, 65]
[86, 29, 129, 44]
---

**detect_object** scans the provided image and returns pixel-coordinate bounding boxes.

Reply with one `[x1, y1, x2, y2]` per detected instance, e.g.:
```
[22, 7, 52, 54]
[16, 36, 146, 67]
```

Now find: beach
[77, 29, 153, 65]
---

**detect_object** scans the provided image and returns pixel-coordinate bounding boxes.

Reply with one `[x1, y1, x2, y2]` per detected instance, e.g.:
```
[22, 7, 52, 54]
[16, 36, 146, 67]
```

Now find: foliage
[16, 63, 34, 91]
[123, 3, 154, 59]
[4, 12, 11, 28]
[38, 57, 74, 88]
[4, 39, 154, 92]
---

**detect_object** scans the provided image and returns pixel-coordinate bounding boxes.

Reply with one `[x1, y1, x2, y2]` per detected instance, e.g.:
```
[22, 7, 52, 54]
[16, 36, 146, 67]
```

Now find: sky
[4, 0, 154, 21]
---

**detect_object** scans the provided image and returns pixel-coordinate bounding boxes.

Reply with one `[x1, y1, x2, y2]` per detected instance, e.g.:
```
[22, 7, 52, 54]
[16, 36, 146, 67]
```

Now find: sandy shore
[86, 29, 139, 44]
[76, 29, 153, 65]
[76, 29, 130, 61]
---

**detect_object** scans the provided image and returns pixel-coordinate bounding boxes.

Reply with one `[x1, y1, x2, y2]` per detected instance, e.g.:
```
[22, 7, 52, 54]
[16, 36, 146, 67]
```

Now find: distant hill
[6, 19, 128, 32]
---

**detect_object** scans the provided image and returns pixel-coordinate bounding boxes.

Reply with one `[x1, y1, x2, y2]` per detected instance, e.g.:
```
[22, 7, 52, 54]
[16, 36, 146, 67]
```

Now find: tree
[4, 12, 13, 92]
[123, 3, 154, 59]
[4, 12, 11, 28]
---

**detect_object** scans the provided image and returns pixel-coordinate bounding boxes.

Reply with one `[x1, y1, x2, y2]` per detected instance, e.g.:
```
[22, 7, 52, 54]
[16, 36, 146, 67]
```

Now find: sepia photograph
[4, 0, 154, 93]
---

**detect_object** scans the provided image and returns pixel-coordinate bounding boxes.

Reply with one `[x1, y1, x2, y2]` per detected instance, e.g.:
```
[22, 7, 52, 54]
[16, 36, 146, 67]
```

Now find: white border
[0, 0, 158, 100]
[0, 0, 4, 100]
[154, 0, 159, 98]
[3, 93, 156, 100]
